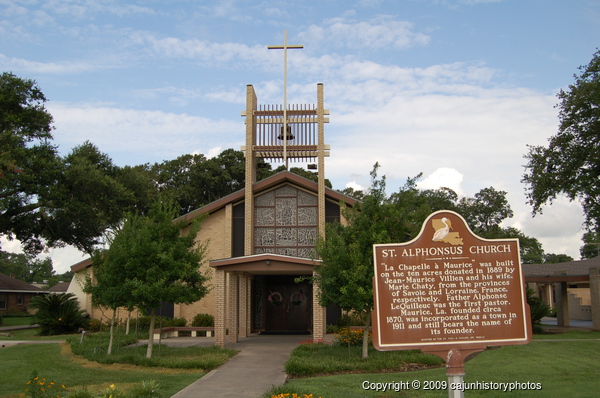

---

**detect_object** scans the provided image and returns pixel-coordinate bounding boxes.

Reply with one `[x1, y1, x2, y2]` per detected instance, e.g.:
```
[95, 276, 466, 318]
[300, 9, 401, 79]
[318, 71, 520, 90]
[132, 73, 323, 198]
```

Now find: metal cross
[268, 30, 303, 168]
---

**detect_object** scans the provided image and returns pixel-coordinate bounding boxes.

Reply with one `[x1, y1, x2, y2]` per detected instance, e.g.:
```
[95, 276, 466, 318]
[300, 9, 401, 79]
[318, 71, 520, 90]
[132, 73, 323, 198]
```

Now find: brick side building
[0, 272, 48, 314]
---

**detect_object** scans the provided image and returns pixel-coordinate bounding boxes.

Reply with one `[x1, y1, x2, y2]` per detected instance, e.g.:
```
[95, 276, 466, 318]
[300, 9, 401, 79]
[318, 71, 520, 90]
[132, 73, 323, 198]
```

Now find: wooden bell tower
[241, 84, 330, 256]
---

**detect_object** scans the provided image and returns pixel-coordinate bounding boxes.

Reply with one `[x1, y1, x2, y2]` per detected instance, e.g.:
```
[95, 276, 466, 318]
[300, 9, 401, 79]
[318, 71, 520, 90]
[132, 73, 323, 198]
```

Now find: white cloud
[47, 103, 243, 164]
[417, 168, 465, 196]
[298, 16, 430, 50]
[0, 54, 97, 74]
[345, 180, 365, 192]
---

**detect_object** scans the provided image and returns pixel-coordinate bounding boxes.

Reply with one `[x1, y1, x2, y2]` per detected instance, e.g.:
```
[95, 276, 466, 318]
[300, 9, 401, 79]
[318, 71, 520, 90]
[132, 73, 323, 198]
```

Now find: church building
[69, 83, 357, 346]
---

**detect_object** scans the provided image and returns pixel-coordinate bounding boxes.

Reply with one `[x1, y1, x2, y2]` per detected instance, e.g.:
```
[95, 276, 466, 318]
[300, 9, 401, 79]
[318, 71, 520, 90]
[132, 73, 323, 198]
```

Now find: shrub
[191, 313, 214, 327]
[128, 380, 161, 398]
[336, 312, 364, 327]
[29, 293, 88, 335]
[131, 316, 187, 331]
[527, 288, 551, 334]
[65, 389, 94, 398]
[86, 318, 103, 332]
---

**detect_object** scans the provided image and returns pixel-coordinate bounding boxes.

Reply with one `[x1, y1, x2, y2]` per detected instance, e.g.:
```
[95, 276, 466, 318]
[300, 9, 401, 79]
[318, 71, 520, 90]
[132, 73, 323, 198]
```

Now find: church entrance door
[264, 275, 311, 333]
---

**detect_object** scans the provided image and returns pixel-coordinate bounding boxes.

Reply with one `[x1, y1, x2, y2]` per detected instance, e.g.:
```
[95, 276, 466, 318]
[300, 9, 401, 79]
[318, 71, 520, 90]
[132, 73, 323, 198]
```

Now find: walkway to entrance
[170, 334, 317, 398]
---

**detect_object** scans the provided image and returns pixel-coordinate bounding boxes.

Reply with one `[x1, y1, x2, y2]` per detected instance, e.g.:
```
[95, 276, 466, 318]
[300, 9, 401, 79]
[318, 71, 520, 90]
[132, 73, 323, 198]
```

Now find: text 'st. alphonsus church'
[69, 82, 357, 346]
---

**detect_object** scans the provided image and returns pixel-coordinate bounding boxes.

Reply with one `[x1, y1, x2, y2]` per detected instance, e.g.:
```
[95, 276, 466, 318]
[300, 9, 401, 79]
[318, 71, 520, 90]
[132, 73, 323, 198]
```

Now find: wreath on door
[290, 290, 304, 305]
[268, 291, 283, 305]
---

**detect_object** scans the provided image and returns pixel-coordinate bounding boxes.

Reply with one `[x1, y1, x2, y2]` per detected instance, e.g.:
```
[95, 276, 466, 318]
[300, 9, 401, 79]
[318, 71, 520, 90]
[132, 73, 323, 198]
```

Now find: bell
[278, 125, 294, 141]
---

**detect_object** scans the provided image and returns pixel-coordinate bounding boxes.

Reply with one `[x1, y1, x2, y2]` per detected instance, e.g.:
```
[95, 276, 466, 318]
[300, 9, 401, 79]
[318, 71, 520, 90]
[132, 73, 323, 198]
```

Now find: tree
[0, 251, 54, 283]
[91, 201, 210, 358]
[581, 230, 600, 259]
[458, 187, 513, 234]
[84, 247, 137, 355]
[316, 166, 546, 358]
[542, 253, 574, 264]
[314, 164, 405, 358]
[147, 149, 273, 216]
[0, 72, 60, 253]
[1, 73, 155, 254]
[523, 50, 600, 234]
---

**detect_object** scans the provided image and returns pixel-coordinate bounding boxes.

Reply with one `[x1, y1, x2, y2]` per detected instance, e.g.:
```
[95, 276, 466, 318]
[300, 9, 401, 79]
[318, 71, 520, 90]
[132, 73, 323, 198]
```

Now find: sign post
[372, 210, 531, 397]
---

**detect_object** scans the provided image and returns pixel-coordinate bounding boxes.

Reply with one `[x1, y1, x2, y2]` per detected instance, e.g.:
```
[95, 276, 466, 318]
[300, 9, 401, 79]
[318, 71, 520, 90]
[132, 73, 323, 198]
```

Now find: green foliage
[191, 313, 214, 327]
[127, 380, 161, 398]
[66, 389, 95, 398]
[523, 49, 600, 236]
[22, 371, 67, 398]
[0, 73, 156, 254]
[133, 316, 187, 330]
[527, 288, 551, 334]
[333, 327, 371, 346]
[67, 332, 236, 370]
[87, 200, 210, 358]
[580, 230, 600, 259]
[147, 149, 271, 216]
[284, 342, 443, 377]
[543, 253, 574, 263]
[93, 201, 210, 313]
[335, 312, 365, 327]
[0, 251, 55, 283]
[29, 293, 88, 335]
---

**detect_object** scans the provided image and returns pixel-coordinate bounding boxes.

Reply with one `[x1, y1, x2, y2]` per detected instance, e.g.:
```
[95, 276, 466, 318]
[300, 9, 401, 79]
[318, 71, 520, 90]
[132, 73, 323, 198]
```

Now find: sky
[1, 0, 599, 273]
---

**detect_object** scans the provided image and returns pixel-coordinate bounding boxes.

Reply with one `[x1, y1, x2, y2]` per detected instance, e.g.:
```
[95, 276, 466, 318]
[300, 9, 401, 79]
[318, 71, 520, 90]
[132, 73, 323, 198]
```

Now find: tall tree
[84, 246, 137, 355]
[523, 50, 600, 235]
[0, 73, 154, 254]
[93, 201, 210, 358]
[0, 72, 60, 253]
[0, 251, 54, 282]
[314, 164, 405, 358]
[147, 149, 272, 215]
[458, 187, 513, 234]
[580, 230, 600, 259]
[543, 253, 574, 264]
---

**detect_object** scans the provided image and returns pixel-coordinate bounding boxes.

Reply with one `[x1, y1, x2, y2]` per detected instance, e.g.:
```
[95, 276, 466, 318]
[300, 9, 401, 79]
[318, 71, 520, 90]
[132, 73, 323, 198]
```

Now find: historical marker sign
[372, 210, 531, 352]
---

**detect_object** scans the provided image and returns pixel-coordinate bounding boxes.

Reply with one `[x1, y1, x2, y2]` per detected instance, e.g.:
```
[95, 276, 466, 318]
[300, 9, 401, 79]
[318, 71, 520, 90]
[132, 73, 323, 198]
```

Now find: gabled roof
[47, 281, 70, 293]
[0, 273, 48, 294]
[176, 170, 358, 222]
[71, 258, 93, 273]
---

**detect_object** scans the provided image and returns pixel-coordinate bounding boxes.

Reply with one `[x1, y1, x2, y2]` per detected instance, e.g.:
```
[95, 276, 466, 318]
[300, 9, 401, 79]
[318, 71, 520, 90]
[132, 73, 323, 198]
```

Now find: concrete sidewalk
[169, 334, 311, 398]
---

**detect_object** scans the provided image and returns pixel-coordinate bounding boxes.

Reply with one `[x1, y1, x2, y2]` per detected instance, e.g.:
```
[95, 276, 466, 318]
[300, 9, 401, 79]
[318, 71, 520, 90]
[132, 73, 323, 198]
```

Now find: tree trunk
[146, 308, 156, 359]
[125, 310, 131, 335]
[362, 309, 371, 359]
[107, 310, 116, 356]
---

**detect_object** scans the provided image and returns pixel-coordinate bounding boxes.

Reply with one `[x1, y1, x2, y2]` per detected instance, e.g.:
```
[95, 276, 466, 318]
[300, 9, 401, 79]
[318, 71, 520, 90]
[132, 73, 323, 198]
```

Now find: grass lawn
[0, 316, 34, 327]
[0, 329, 236, 398]
[0, 327, 66, 340]
[267, 330, 600, 398]
[0, 343, 205, 398]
